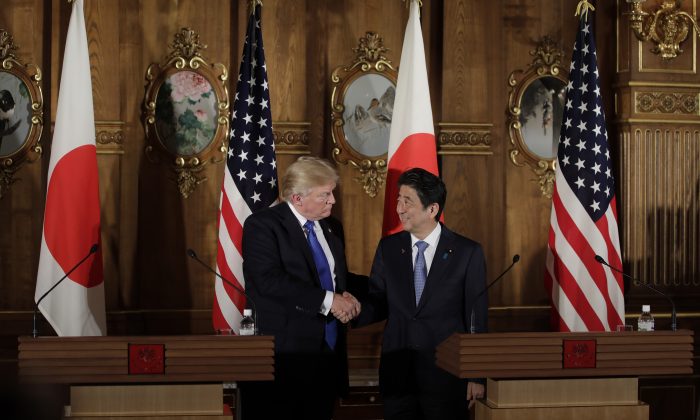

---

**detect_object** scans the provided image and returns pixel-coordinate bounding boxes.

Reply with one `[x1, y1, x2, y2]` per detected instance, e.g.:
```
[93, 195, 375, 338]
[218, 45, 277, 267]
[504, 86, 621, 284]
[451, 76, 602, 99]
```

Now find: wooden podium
[18, 335, 274, 419]
[435, 330, 693, 420]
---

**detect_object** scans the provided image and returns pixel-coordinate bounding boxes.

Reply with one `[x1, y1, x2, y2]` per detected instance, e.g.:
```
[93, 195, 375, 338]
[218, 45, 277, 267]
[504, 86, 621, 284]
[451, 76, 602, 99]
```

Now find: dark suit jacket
[241, 202, 354, 394]
[356, 225, 488, 395]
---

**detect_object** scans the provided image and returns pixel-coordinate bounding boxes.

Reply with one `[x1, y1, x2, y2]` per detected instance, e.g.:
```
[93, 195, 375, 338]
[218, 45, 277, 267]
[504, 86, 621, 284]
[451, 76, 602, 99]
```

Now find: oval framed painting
[0, 29, 43, 198]
[507, 36, 569, 198]
[331, 32, 397, 198]
[143, 28, 229, 198]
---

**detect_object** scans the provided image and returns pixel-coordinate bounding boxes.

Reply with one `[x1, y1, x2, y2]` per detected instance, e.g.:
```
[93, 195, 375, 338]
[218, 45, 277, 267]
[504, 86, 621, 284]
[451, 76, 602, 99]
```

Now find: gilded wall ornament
[507, 36, 568, 198]
[330, 32, 397, 198]
[0, 29, 44, 199]
[635, 91, 698, 114]
[142, 28, 229, 198]
[628, 0, 700, 60]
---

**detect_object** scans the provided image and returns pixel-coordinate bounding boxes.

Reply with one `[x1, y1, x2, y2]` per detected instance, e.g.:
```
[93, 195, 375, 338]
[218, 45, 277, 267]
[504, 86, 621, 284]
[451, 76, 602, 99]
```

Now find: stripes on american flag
[214, 4, 278, 333]
[545, 10, 624, 332]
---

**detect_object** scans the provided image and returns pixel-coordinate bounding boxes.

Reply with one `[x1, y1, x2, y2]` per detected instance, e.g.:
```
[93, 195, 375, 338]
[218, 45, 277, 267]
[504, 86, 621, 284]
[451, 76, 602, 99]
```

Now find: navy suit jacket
[242, 202, 355, 393]
[357, 225, 488, 393]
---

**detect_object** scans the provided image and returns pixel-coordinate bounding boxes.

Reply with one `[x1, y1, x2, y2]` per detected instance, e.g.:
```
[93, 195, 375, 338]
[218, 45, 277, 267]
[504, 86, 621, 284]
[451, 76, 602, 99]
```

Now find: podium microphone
[187, 248, 258, 334]
[470, 254, 520, 334]
[34, 243, 99, 338]
[595, 255, 677, 331]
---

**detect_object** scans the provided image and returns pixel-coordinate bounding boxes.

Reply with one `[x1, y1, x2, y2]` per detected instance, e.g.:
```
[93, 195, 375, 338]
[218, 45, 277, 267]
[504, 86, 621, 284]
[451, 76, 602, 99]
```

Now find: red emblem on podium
[128, 344, 165, 374]
[563, 339, 596, 368]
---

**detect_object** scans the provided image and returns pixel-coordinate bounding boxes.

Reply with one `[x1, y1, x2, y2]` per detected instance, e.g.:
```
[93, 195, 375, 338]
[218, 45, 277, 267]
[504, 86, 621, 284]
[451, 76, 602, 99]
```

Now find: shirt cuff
[320, 291, 334, 315]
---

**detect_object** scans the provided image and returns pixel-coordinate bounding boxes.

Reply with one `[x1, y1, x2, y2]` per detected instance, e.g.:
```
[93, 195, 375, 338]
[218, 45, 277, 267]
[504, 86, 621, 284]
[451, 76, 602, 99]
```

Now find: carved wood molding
[95, 121, 125, 154]
[272, 121, 310, 155]
[437, 122, 493, 155]
[635, 91, 699, 115]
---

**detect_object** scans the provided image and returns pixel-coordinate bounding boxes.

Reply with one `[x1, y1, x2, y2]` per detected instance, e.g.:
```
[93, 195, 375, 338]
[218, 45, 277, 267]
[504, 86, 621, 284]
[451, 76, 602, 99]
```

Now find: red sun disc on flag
[43, 144, 103, 288]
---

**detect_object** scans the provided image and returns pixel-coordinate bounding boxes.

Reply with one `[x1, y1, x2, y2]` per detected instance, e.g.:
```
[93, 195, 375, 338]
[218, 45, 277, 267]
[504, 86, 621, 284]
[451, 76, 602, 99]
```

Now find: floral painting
[155, 70, 218, 156]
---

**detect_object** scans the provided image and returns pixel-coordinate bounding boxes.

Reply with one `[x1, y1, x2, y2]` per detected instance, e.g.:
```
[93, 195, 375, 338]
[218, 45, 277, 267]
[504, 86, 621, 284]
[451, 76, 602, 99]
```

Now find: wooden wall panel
[615, 0, 700, 316]
[116, 0, 143, 309]
[499, 0, 578, 306]
[323, 0, 408, 275]
[0, 0, 694, 335]
[0, 0, 48, 310]
[439, 1, 505, 294]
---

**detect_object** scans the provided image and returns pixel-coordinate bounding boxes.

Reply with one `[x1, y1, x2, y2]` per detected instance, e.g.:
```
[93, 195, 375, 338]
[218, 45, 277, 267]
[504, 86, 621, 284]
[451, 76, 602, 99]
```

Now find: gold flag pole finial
[575, 0, 595, 20]
[402, 0, 424, 8]
[249, 0, 262, 15]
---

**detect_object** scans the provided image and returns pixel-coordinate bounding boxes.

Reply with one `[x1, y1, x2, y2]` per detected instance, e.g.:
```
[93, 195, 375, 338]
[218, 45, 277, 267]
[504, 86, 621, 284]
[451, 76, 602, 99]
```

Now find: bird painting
[0, 89, 21, 152]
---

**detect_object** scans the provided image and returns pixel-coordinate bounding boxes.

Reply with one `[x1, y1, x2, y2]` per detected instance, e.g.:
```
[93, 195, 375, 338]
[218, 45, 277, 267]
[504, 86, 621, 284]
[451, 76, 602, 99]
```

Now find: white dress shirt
[287, 202, 336, 315]
[410, 223, 442, 274]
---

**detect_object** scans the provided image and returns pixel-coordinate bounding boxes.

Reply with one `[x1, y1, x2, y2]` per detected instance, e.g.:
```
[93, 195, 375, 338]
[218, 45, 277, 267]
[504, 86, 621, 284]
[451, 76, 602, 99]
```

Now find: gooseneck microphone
[187, 248, 258, 334]
[595, 255, 677, 331]
[470, 254, 520, 334]
[33, 243, 99, 338]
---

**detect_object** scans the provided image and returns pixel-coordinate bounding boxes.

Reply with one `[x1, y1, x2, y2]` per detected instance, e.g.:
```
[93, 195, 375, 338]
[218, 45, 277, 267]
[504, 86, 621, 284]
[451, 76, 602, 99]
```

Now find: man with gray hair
[241, 156, 363, 420]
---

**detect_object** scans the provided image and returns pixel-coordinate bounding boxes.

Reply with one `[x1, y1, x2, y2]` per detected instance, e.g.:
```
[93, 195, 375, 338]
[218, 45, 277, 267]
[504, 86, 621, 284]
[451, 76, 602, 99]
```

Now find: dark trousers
[240, 351, 340, 420]
[380, 350, 468, 420]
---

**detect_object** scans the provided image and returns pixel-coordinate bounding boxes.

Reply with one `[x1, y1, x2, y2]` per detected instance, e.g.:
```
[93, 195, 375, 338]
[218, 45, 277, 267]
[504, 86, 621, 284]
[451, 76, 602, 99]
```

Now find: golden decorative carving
[349, 159, 387, 198]
[0, 29, 44, 199]
[0, 30, 19, 60]
[0, 163, 19, 200]
[142, 28, 229, 198]
[437, 123, 493, 156]
[331, 32, 397, 198]
[167, 28, 206, 62]
[174, 165, 206, 199]
[507, 36, 568, 199]
[272, 121, 310, 155]
[635, 91, 698, 114]
[627, 0, 700, 60]
[95, 121, 125, 147]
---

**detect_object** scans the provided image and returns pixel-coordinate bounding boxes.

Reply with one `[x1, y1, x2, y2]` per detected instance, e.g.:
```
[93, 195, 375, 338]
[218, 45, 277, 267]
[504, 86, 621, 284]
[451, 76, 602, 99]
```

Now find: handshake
[330, 292, 361, 324]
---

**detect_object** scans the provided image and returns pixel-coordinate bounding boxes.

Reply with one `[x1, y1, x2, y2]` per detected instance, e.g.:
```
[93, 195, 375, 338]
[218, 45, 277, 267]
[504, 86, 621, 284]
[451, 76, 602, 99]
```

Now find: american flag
[545, 9, 624, 332]
[214, 3, 278, 332]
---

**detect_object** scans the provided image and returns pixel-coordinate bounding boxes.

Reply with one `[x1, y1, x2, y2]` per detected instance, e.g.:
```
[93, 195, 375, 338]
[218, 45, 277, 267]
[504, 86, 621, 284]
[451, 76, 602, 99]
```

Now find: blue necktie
[304, 220, 337, 350]
[414, 241, 429, 305]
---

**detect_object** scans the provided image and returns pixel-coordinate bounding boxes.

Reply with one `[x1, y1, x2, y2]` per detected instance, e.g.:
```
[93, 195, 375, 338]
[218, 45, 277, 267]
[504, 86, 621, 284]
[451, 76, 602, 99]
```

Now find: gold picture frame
[0, 29, 43, 199]
[507, 36, 569, 198]
[143, 28, 229, 198]
[330, 32, 397, 198]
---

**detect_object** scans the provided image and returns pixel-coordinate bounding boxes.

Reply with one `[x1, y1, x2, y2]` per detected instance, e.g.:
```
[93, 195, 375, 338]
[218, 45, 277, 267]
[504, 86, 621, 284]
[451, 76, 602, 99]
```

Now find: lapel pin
[401, 248, 406, 254]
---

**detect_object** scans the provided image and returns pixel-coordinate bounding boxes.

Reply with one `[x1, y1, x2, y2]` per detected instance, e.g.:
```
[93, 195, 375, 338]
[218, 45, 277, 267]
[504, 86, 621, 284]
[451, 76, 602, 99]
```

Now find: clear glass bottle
[239, 309, 255, 336]
[637, 305, 655, 332]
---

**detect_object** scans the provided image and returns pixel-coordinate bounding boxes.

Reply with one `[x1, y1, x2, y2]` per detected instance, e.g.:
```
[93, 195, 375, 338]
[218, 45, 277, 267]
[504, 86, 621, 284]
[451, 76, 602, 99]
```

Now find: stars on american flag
[557, 22, 613, 221]
[226, 17, 278, 211]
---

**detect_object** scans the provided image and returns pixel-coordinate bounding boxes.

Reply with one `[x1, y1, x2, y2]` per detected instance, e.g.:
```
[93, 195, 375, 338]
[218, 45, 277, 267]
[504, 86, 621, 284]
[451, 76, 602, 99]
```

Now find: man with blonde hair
[241, 156, 363, 420]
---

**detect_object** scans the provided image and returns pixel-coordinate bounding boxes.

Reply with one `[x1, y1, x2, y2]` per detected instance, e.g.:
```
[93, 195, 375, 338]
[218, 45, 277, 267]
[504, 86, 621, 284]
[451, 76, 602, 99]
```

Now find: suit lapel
[415, 226, 455, 314]
[319, 219, 346, 292]
[394, 232, 416, 310]
[278, 203, 320, 287]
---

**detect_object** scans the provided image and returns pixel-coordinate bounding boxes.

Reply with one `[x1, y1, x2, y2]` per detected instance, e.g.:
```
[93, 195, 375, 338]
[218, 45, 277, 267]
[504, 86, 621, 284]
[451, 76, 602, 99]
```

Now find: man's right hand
[330, 292, 361, 323]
